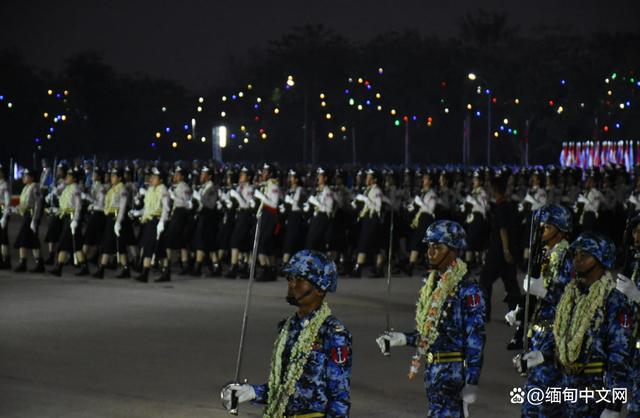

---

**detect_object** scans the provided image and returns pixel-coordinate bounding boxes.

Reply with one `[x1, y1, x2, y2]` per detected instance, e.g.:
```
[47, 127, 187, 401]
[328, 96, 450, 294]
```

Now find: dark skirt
[229, 210, 254, 252]
[100, 215, 136, 255]
[58, 216, 84, 252]
[84, 211, 106, 246]
[466, 212, 489, 251]
[166, 207, 191, 250]
[44, 214, 63, 243]
[257, 208, 278, 255]
[283, 211, 305, 254]
[192, 208, 219, 252]
[305, 213, 330, 252]
[216, 211, 235, 251]
[14, 214, 40, 249]
[329, 209, 348, 252]
[357, 215, 382, 254]
[139, 218, 166, 259]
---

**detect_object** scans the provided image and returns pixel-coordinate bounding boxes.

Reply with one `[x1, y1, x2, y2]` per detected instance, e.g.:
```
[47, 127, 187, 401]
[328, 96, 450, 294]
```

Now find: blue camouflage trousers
[424, 361, 465, 417]
[521, 361, 564, 418]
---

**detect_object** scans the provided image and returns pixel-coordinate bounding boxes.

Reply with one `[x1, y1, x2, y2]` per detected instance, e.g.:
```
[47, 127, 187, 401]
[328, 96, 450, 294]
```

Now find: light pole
[468, 73, 493, 166]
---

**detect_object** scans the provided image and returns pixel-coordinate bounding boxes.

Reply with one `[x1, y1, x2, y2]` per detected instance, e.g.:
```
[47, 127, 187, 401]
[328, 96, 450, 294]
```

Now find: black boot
[403, 262, 415, 277]
[115, 266, 131, 279]
[75, 262, 90, 276]
[44, 253, 55, 266]
[208, 263, 222, 277]
[14, 258, 27, 273]
[256, 265, 269, 282]
[49, 264, 63, 277]
[135, 267, 150, 283]
[350, 264, 362, 278]
[224, 264, 238, 279]
[154, 267, 171, 283]
[29, 258, 45, 273]
[369, 264, 384, 278]
[180, 260, 192, 275]
[507, 325, 525, 350]
[191, 262, 202, 277]
[92, 266, 106, 279]
[238, 262, 249, 279]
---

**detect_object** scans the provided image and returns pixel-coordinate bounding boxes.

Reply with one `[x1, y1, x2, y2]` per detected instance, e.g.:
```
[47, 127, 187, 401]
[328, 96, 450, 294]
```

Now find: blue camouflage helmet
[570, 232, 616, 269]
[539, 204, 572, 232]
[282, 250, 338, 292]
[423, 220, 468, 251]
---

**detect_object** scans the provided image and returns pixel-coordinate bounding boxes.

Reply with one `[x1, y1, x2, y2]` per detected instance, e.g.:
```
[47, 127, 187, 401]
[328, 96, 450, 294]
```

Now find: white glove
[225, 199, 233, 209]
[70, 220, 78, 235]
[577, 194, 588, 204]
[278, 204, 286, 213]
[600, 409, 620, 418]
[523, 275, 547, 299]
[254, 189, 267, 201]
[504, 305, 521, 327]
[406, 202, 415, 212]
[461, 383, 478, 417]
[350, 200, 358, 209]
[522, 351, 544, 369]
[30, 219, 37, 233]
[169, 189, 177, 201]
[616, 274, 640, 303]
[413, 195, 423, 206]
[375, 332, 406, 354]
[0, 216, 7, 230]
[45, 193, 53, 205]
[303, 202, 310, 212]
[220, 383, 256, 411]
[248, 199, 256, 209]
[229, 189, 242, 202]
[284, 195, 294, 205]
[192, 190, 202, 201]
[114, 222, 121, 237]
[355, 194, 367, 202]
[156, 221, 165, 239]
[139, 187, 146, 196]
[308, 196, 320, 207]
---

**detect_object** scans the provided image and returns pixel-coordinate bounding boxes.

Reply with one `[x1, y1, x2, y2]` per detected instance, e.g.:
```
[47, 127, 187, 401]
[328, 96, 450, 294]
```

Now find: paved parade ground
[0, 262, 523, 418]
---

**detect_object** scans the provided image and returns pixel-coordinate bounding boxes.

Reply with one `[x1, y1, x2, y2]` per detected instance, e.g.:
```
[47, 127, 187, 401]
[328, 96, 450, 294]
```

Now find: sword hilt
[229, 389, 239, 415]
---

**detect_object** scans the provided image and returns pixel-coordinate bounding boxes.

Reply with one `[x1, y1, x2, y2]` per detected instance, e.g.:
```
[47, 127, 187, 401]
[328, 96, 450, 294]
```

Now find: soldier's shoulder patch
[334, 323, 345, 332]
[465, 293, 482, 307]
[618, 311, 632, 329]
[330, 346, 349, 365]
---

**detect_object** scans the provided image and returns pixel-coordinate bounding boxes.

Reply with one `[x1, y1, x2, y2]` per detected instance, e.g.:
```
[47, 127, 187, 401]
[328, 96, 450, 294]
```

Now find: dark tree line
[1, 11, 639, 166]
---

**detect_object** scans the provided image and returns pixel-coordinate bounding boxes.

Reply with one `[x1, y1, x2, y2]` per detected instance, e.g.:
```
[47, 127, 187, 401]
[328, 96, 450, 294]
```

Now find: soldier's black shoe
[107, 259, 118, 270]
[154, 267, 171, 283]
[191, 262, 203, 277]
[403, 262, 415, 277]
[115, 266, 131, 279]
[369, 265, 384, 278]
[507, 325, 525, 350]
[224, 265, 238, 279]
[180, 263, 192, 276]
[49, 265, 63, 277]
[350, 264, 362, 278]
[208, 263, 222, 278]
[14, 259, 27, 273]
[92, 266, 105, 279]
[44, 253, 55, 266]
[238, 263, 249, 279]
[75, 263, 90, 277]
[29, 258, 45, 273]
[135, 268, 150, 283]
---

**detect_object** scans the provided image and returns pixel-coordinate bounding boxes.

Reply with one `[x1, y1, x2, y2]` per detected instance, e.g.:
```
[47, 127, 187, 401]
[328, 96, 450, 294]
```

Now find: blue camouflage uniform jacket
[404, 274, 486, 385]
[529, 242, 574, 358]
[252, 314, 352, 417]
[562, 287, 633, 413]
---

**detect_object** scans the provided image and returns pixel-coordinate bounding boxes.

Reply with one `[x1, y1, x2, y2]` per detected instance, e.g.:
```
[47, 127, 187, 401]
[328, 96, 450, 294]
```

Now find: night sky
[1, 0, 638, 91]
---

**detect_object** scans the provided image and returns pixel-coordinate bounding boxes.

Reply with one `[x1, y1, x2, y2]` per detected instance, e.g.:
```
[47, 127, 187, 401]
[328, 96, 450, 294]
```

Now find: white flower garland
[553, 272, 614, 371]
[540, 239, 570, 289]
[409, 259, 467, 379]
[264, 302, 331, 418]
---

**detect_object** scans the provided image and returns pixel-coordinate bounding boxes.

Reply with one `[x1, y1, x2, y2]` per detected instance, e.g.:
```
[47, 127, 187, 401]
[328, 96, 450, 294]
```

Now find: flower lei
[264, 302, 331, 418]
[409, 259, 467, 379]
[553, 272, 614, 371]
[541, 239, 570, 288]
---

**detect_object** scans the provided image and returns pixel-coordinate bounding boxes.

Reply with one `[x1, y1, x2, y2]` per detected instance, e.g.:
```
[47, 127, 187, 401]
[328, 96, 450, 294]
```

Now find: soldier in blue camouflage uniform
[509, 204, 574, 417]
[616, 214, 640, 417]
[554, 233, 632, 418]
[222, 249, 351, 418]
[376, 220, 486, 417]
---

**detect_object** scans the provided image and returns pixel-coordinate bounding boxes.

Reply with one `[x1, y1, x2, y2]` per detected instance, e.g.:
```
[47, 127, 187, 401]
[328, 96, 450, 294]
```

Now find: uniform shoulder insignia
[330, 346, 349, 365]
[334, 324, 345, 332]
[617, 311, 632, 329]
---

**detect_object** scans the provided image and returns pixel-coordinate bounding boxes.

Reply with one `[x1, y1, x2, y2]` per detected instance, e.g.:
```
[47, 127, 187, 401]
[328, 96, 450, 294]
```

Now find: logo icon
[510, 387, 525, 404]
